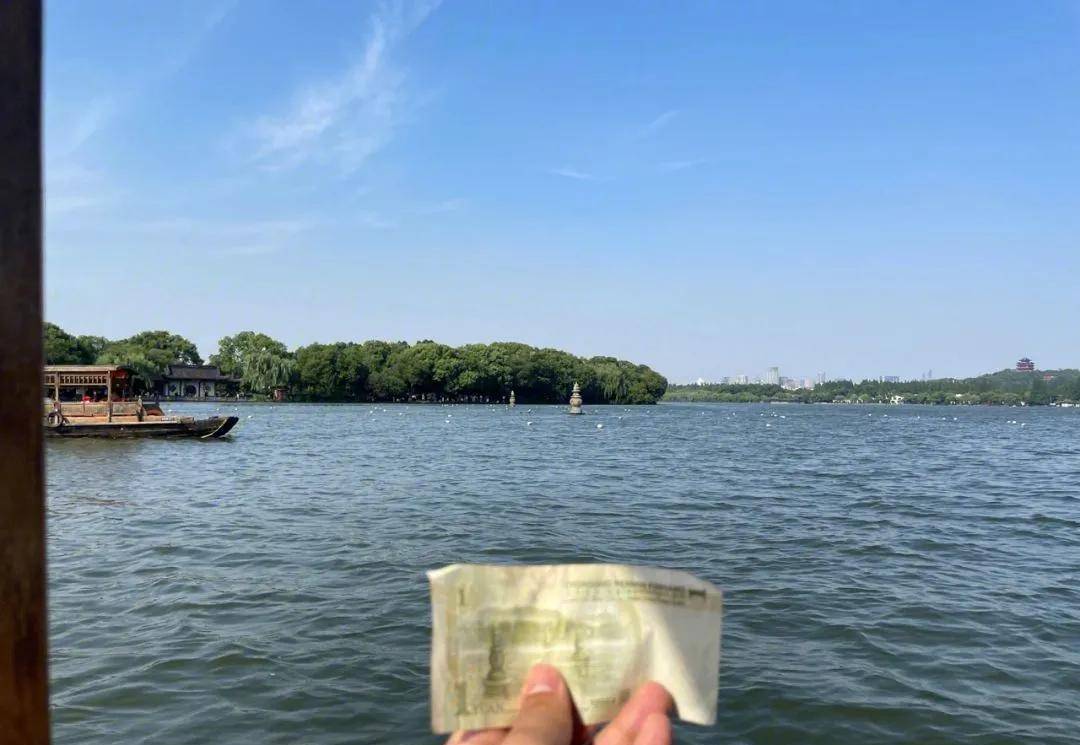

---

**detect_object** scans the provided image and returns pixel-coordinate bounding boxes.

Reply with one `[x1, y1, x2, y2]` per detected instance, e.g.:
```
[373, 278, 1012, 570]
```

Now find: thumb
[502, 664, 574, 745]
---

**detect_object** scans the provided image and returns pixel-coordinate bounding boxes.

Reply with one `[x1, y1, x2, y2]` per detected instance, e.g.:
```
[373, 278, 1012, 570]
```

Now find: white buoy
[597, 423, 603, 429]
[527, 421, 533, 426]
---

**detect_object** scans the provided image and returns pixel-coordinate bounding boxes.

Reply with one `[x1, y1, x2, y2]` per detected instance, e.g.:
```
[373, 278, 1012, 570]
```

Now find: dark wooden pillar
[0, 1, 50, 743]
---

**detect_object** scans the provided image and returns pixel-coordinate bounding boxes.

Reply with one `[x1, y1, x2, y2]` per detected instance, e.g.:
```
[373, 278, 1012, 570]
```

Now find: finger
[594, 682, 673, 745]
[632, 713, 671, 745]
[503, 664, 574, 745]
[446, 728, 509, 745]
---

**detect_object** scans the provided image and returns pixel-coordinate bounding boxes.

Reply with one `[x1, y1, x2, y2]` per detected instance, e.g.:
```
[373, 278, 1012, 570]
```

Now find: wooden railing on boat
[45, 401, 146, 419]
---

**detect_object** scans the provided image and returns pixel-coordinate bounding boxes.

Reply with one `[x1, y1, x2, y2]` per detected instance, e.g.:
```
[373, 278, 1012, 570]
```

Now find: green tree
[95, 348, 158, 390]
[244, 349, 296, 394]
[294, 343, 345, 399]
[100, 330, 202, 372]
[43, 323, 93, 364]
[76, 335, 109, 361]
[1027, 376, 1051, 406]
[210, 331, 289, 377]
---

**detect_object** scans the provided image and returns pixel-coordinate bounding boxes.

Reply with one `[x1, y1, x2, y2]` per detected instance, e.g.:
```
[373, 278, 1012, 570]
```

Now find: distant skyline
[44, 2, 1080, 381]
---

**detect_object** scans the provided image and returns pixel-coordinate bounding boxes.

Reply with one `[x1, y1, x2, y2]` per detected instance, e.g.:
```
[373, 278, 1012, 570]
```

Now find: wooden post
[106, 370, 113, 422]
[0, 1, 50, 743]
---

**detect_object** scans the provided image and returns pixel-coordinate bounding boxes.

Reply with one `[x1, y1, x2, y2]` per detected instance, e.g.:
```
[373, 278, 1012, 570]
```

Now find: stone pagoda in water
[568, 382, 583, 415]
[508, 390, 516, 407]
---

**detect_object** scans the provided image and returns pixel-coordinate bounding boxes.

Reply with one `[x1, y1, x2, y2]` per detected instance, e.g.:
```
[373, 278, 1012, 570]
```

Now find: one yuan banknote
[428, 563, 723, 734]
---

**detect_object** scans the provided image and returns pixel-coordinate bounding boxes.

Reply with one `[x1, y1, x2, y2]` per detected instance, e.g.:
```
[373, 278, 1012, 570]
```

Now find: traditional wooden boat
[43, 365, 238, 439]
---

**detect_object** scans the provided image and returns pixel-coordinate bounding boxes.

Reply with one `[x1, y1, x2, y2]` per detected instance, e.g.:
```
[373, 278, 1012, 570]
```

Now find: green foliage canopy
[43, 323, 667, 404]
[43, 322, 104, 365]
[287, 339, 666, 403]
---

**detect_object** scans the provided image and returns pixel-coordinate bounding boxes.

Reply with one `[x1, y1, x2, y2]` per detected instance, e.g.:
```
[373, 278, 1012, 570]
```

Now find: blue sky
[44, 1, 1080, 382]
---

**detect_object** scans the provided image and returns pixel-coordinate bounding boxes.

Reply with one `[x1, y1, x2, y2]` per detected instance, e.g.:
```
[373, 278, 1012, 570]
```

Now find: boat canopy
[44, 365, 128, 388]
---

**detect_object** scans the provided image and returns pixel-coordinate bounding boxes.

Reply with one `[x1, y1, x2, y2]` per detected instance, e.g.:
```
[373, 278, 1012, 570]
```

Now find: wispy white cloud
[636, 109, 679, 140]
[46, 2, 235, 216]
[416, 197, 468, 214]
[130, 217, 311, 236]
[52, 97, 116, 159]
[547, 166, 599, 182]
[356, 211, 398, 229]
[128, 216, 314, 256]
[247, 1, 440, 173]
[659, 158, 707, 173]
[45, 164, 116, 217]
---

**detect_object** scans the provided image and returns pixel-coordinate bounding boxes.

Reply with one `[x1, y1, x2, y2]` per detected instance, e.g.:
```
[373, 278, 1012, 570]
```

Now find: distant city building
[882, 376, 901, 383]
[734, 374, 749, 385]
[765, 367, 780, 385]
[1016, 357, 1035, 371]
[696, 377, 706, 386]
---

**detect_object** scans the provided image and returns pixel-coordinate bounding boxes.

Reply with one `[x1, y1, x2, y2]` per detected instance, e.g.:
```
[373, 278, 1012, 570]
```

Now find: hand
[446, 664, 673, 745]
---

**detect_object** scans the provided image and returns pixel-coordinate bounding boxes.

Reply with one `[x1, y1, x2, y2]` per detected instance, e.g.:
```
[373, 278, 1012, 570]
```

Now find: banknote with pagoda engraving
[428, 563, 723, 734]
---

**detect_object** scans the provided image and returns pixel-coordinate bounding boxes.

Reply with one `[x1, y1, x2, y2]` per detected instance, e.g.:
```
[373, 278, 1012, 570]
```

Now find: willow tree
[243, 348, 296, 395]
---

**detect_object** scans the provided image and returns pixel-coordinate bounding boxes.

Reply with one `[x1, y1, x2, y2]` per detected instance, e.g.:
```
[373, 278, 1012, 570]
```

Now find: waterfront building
[156, 364, 241, 400]
[1016, 357, 1035, 371]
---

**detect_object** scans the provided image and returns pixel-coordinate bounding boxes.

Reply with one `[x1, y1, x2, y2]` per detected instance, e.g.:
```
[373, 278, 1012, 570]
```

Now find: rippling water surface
[47, 403, 1080, 744]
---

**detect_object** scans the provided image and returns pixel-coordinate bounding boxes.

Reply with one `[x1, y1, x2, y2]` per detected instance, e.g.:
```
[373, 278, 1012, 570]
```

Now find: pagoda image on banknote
[467, 606, 641, 704]
[483, 626, 510, 698]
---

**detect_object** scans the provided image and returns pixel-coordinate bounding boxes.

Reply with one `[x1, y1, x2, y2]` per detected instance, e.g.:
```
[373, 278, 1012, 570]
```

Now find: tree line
[43, 324, 668, 404]
[664, 370, 1080, 406]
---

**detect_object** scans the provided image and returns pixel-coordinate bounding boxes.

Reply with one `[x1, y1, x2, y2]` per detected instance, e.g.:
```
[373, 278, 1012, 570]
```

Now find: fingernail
[523, 663, 561, 696]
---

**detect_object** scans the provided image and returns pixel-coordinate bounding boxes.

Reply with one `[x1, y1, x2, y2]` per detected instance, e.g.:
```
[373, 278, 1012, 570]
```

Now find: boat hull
[44, 415, 239, 439]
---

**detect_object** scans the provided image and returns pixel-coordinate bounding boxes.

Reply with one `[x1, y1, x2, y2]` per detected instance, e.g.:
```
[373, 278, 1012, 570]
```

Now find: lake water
[47, 403, 1079, 744]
